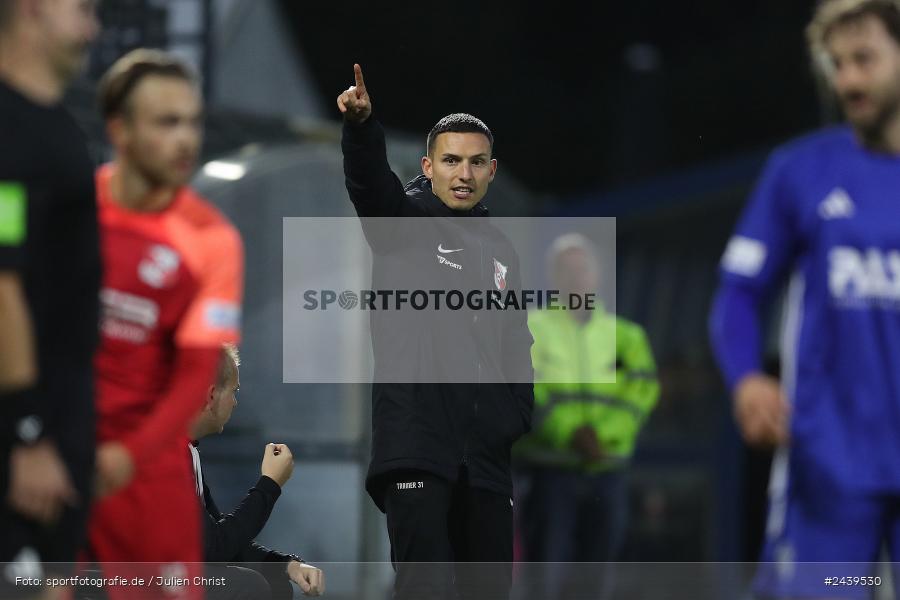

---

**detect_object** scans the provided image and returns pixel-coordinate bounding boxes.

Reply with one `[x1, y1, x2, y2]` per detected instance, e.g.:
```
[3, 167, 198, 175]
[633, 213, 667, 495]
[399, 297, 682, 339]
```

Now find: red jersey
[94, 163, 243, 463]
[88, 164, 243, 598]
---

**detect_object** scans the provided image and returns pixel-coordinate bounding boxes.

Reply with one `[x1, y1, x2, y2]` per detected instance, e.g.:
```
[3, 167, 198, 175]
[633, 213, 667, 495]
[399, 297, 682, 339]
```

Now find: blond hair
[216, 343, 240, 388]
[97, 48, 197, 119]
[808, 0, 900, 67]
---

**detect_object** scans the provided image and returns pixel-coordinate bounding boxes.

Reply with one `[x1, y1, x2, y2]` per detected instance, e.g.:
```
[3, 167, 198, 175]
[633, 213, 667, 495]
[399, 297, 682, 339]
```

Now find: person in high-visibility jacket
[514, 233, 659, 599]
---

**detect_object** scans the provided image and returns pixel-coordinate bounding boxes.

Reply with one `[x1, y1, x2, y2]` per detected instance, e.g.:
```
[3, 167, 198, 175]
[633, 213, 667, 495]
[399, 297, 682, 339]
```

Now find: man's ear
[106, 116, 127, 151]
[421, 155, 433, 179]
[205, 384, 216, 409]
[489, 158, 497, 182]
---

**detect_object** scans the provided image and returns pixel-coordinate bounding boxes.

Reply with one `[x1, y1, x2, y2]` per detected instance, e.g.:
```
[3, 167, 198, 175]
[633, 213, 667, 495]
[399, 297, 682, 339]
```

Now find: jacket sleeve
[617, 320, 659, 422]
[503, 251, 534, 437]
[522, 311, 583, 451]
[524, 312, 569, 449]
[203, 476, 282, 562]
[236, 540, 295, 564]
[341, 117, 407, 218]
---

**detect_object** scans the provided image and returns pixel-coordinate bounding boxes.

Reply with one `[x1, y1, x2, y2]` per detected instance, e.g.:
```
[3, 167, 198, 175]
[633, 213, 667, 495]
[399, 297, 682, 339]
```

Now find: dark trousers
[521, 468, 628, 600]
[383, 468, 513, 600]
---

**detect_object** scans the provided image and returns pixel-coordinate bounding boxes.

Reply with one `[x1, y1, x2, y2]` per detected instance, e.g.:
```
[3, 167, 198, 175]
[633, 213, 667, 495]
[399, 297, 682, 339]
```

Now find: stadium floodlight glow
[202, 160, 246, 181]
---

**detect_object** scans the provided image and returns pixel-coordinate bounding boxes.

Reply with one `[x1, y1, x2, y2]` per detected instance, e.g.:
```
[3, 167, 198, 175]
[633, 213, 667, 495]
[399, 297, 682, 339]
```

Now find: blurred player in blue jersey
[710, 1, 900, 597]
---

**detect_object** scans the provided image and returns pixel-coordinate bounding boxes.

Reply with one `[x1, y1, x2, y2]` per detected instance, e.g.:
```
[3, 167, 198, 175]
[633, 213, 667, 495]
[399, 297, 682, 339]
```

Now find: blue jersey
[711, 125, 900, 493]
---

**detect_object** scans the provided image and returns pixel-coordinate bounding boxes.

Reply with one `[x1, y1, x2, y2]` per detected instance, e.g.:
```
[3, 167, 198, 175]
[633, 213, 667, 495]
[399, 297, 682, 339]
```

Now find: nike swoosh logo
[438, 244, 463, 253]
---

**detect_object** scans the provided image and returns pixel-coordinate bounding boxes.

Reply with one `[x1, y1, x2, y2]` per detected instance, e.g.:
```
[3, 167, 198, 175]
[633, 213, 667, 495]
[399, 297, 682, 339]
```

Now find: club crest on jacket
[493, 258, 508, 291]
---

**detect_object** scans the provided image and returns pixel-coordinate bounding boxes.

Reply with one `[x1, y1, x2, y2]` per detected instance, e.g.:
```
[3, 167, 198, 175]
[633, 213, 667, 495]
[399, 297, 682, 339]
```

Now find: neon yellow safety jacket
[515, 307, 659, 472]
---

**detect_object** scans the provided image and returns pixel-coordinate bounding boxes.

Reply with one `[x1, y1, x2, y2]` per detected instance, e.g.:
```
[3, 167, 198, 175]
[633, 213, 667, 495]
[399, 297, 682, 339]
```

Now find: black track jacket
[341, 117, 534, 511]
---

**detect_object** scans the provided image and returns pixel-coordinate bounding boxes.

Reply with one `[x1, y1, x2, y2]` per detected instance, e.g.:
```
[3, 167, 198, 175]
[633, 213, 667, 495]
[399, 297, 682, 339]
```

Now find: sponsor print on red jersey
[94, 163, 243, 448]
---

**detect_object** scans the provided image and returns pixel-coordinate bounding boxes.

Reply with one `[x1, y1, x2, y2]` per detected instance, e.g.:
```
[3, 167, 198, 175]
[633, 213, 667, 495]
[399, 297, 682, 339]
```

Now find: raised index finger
[354, 63, 366, 91]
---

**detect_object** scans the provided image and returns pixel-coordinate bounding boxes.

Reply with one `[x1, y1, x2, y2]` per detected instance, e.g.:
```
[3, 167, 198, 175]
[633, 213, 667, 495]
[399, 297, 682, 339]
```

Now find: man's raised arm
[338, 64, 405, 217]
[336, 64, 372, 124]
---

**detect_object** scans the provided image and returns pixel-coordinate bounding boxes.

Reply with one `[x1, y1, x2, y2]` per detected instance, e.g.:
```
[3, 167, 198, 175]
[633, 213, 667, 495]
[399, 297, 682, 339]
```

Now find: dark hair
[98, 48, 197, 119]
[808, 0, 900, 59]
[426, 113, 493, 156]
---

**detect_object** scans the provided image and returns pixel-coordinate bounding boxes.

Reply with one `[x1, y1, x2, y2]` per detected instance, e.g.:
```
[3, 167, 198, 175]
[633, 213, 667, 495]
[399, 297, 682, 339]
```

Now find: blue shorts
[754, 450, 900, 599]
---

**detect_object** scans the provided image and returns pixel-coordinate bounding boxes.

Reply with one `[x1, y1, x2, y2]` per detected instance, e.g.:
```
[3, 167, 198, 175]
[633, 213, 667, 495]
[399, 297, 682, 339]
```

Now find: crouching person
[190, 344, 325, 598]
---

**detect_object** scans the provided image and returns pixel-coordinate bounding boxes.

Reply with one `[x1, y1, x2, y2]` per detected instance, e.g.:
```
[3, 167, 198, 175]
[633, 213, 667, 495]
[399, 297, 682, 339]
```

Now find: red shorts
[87, 445, 203, 600]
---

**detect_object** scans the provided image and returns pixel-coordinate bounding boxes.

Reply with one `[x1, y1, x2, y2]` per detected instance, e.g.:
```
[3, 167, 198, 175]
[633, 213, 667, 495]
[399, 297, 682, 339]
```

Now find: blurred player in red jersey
[86, 49, 243, 600]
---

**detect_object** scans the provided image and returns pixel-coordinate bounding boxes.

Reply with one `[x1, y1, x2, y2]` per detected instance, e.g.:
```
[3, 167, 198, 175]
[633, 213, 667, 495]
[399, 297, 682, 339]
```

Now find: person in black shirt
[189, 344, 324, 599]
[0, 1, 100, 598]
[337, 64, 533, 600]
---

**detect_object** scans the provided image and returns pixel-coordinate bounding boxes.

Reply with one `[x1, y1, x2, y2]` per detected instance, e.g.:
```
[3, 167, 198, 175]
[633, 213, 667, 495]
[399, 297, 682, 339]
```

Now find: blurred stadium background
[68, 0, 833, 596]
